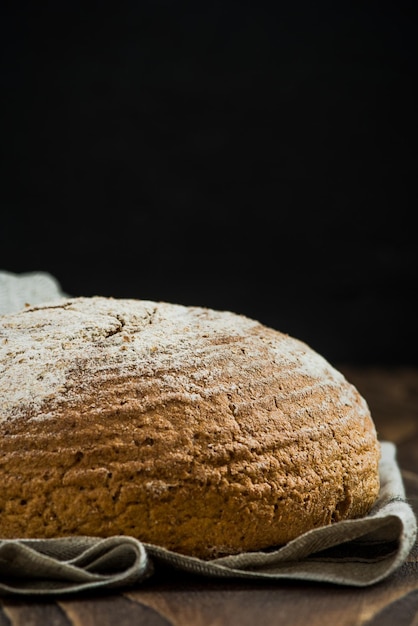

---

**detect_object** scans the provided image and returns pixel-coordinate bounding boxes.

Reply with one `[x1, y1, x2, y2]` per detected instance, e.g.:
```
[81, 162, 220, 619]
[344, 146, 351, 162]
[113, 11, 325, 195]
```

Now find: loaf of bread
[0, 296, 380, 559]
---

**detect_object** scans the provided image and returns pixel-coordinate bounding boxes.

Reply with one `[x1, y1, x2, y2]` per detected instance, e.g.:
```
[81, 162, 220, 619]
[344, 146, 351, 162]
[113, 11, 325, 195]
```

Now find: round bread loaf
[0, 296, 380, 559]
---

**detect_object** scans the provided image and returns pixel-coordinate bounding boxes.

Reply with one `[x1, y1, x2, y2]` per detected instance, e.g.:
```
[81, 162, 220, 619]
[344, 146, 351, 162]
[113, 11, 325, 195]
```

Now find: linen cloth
[0, 271, 416, 595]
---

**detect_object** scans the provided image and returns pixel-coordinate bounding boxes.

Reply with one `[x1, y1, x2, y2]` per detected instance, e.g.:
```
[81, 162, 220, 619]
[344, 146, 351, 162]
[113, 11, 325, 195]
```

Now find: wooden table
[1, 366, 417, 626]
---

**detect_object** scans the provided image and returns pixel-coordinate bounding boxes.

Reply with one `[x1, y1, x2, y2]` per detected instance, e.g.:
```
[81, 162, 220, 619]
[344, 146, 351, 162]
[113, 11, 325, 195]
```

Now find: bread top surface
[0, 295, 367, 426]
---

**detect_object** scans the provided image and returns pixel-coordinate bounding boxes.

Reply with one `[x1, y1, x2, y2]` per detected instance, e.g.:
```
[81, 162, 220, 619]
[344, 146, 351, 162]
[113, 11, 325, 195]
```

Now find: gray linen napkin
[0, 441, 416, 596]
[0, 272, 416, 594]
[0, 270, 67, 315]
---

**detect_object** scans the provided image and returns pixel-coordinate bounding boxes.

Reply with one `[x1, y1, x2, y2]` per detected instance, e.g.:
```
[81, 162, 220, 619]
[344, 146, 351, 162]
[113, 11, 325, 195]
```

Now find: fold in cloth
[0, 441, 416, 596]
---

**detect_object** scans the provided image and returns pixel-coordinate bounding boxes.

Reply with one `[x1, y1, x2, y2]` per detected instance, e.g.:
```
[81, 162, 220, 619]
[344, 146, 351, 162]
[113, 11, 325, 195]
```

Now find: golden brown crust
[0, 297, 381, 558]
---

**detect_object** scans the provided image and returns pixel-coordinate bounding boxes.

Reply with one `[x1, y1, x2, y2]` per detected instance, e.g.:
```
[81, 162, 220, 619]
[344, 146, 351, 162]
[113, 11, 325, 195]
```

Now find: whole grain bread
[0, 297, 380, 559]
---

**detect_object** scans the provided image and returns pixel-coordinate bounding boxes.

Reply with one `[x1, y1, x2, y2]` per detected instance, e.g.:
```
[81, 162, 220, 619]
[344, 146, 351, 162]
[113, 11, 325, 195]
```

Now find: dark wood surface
[1, 366, 417, 626]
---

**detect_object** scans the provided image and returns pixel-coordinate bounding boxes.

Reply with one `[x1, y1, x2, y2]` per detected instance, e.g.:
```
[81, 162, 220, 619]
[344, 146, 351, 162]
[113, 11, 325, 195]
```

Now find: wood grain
[1, 366, 417, 626]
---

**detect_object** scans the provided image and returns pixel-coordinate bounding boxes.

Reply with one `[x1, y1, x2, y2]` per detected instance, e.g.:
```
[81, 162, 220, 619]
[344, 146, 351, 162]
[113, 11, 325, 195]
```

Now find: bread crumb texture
[0, 297, 381, 559]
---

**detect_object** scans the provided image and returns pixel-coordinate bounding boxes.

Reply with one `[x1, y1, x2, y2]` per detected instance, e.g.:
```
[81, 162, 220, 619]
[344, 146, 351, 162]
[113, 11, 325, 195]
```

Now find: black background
[1, 2, 417, 365]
